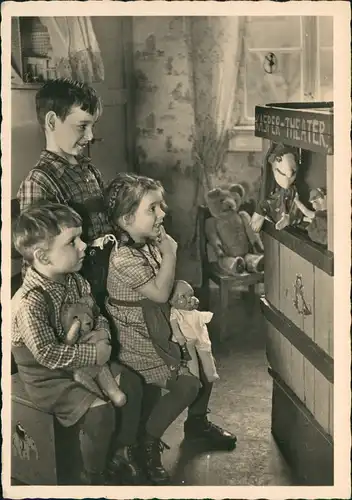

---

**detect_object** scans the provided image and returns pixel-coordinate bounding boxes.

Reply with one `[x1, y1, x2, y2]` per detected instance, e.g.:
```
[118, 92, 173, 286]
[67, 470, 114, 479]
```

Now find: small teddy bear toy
[169, 280, 219, 383]
[205, 183, 264, 276]
[61, 296, 127, 407]
[294, 187, 328, 246]
[250, 143, 303, 233]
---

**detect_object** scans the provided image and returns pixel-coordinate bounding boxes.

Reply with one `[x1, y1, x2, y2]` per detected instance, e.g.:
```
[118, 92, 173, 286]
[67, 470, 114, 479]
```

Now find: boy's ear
[45, 111, 57, 131]
[33, 247, 50, 265]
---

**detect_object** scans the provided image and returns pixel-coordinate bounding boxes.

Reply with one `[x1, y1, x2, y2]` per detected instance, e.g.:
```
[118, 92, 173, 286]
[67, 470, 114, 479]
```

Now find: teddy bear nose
[225, 200, 235, 210]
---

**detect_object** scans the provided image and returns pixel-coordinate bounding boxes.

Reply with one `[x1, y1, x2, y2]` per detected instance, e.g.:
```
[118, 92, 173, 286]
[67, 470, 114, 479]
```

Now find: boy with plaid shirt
[17, 78, 114, 310]
[11, 203, 145, 485]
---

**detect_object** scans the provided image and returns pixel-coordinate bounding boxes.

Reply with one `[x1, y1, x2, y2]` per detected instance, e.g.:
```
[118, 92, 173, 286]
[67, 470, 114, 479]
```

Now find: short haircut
[105, 172, 166, 225]
[36, 78, 102, 128]
[13, 202, 82, 264]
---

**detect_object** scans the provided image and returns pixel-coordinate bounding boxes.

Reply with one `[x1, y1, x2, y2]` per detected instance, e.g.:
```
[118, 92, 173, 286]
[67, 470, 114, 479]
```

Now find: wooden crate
[11, 374, 82, 485]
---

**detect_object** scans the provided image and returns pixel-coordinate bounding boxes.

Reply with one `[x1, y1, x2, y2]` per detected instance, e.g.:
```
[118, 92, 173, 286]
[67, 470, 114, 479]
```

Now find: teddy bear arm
[64, 318, 81, 345]
[205, 217, 224, 257]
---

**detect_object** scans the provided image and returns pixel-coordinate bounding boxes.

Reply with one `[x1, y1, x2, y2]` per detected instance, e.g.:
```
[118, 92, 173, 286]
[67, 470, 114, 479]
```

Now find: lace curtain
[188, 16, 245, 200]
[40, 17, 104, 83]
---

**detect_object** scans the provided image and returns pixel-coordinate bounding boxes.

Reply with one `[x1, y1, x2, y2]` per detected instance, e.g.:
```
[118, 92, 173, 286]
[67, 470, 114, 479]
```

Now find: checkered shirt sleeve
[18, 170, 59, 211]
[14, 294, 97, 370]
[12, 273, 98, 370]
[110, 247, 155, 290]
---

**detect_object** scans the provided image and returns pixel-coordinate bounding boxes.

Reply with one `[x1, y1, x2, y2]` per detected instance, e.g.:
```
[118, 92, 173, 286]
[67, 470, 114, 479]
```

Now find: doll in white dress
[169, 280, 219, 383]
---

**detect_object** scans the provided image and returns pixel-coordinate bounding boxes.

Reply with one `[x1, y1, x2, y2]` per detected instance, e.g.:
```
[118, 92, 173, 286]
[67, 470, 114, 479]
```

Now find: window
[317, 17, 333, 101]
[235, 16, 333, 127]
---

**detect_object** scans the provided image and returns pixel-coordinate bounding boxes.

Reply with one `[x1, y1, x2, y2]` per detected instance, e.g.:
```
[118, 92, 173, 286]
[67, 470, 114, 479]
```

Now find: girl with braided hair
[105, 172, 237, 485]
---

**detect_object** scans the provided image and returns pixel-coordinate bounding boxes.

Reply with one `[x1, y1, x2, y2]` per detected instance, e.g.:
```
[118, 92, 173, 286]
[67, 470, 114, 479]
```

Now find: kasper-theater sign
[254, 104, 333, 155]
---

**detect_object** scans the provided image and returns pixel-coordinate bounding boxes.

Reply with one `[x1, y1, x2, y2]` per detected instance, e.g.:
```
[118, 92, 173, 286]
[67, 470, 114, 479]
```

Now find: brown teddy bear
[205, 183, 264, 275]
[61, 296, 127, 407]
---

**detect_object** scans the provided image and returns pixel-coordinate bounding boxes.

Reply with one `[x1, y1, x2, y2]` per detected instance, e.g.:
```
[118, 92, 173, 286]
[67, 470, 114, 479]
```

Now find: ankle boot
[107, 444, 146, 485]
[184, 413, 237, 451]
[142, 434, 170, 485]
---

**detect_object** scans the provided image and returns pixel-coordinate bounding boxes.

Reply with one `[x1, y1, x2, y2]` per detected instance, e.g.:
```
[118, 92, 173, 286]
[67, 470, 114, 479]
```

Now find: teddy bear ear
[206, 187, 222, 200]
[229, 183, 246, 200]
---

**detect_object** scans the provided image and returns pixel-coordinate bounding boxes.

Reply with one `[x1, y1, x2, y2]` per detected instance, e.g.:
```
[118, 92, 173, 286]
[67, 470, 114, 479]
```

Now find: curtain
[188, 16, 245, 201]
[40, 17, 104, 83]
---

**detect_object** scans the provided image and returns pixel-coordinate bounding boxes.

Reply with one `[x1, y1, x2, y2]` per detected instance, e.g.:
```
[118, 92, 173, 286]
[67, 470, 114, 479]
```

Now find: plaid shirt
[17, 150, 112, 243]
[106, 243, 171, 385]
[12, 267, 110, 370]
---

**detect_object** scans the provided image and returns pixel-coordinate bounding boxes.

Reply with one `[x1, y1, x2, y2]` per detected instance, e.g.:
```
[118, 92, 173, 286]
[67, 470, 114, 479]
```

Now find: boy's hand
[80, 329, 109, 344]
[157, 226, 178, 256]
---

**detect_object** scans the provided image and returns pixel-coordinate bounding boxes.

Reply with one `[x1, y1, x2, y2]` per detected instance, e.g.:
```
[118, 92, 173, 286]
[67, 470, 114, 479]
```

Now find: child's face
[41, 226, 87, 277]
[49, 105, 98, 159]
[124, 189, 166, 242]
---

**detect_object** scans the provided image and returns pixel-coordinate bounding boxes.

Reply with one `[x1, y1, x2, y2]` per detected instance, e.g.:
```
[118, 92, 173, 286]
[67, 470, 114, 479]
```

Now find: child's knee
[178, 374, 201, 402]
[81, 402, 115, 439]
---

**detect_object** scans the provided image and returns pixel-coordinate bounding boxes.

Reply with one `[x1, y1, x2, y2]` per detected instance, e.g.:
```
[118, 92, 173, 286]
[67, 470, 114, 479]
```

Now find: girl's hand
[157, 226, 178, 256]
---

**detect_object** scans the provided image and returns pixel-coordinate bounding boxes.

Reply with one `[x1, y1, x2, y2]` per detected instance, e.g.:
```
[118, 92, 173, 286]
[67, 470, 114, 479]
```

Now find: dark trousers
[77, 366, 142, 474]
[140, 362, 213, 439]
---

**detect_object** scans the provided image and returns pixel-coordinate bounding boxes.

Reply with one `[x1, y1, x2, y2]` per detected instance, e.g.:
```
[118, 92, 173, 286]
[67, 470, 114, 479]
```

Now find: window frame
[230, 16, 333, 151]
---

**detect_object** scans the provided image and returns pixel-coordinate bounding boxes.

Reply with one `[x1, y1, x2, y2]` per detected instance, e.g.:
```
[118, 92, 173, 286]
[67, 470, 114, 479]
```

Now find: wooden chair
[197, 205, 264, 341]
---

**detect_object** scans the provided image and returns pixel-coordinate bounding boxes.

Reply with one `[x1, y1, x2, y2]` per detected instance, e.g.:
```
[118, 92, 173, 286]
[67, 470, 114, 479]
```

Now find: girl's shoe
[107, 444, 146, 485]
[142, 433, 170, 485]
[184, 414, 237, 451]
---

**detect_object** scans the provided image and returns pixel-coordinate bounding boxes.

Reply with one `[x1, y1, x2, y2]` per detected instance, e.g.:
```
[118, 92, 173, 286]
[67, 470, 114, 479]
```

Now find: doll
[294, 187, 328, 245]
[251, 143, 303, 232]
[61, 296, 127, 407]
[169, 280, 219, 383]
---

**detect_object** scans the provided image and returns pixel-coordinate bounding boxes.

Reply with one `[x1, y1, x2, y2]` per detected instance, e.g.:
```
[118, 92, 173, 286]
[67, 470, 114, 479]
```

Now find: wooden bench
[197, 205, 264, 341]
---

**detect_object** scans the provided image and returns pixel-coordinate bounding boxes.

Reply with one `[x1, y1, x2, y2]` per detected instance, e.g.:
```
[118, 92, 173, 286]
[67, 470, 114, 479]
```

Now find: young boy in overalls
[15, 79, 143, 482]
[11, 203, 144, 485]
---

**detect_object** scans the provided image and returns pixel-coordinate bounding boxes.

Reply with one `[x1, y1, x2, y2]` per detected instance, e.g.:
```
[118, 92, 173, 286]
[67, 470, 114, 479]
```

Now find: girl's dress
[106, 242, 181, 387]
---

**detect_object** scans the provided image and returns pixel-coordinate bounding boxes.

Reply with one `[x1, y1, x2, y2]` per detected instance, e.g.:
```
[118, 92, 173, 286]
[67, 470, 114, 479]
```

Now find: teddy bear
[250, 143, 303, 233]
[169, 280, 219, 383]
[61, 296, 127, 407]
[205, 183, 264, 275]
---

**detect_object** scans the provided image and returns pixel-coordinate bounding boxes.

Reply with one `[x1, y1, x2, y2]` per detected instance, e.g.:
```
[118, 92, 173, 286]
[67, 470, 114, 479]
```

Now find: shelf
[12, 83, 43, 90]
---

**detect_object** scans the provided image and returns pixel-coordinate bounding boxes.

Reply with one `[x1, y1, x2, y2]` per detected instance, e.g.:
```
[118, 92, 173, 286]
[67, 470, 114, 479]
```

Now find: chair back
[197, 205, 212, 288]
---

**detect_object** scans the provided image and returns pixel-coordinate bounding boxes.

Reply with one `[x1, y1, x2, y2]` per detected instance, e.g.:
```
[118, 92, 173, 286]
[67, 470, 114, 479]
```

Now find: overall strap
[70, 273, 84, 298]
[24, 286, 56, 333]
